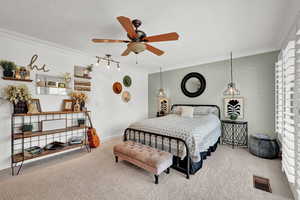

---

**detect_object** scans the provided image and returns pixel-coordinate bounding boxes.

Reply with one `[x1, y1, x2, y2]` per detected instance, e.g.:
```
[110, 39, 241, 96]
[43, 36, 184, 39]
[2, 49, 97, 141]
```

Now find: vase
[73, 101, 81, 112]
[80, 102, 85, 111]
[14, 101, 28, 114]
[3, 70, 13, 77]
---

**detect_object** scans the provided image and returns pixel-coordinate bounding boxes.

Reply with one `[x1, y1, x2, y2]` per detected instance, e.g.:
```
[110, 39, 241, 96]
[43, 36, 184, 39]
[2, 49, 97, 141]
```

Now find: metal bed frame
[123, 104, 221, 179]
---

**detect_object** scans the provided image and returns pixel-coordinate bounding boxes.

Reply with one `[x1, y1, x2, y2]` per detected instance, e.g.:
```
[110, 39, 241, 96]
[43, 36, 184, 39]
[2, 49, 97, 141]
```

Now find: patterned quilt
[128, 114, 221, 162]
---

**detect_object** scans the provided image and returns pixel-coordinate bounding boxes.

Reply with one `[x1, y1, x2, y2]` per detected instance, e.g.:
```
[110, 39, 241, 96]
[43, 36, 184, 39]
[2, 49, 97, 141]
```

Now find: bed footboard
[124, 128, 190, 179]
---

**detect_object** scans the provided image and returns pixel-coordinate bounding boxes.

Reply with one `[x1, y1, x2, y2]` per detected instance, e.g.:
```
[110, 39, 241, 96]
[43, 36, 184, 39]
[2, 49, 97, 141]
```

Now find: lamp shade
[223, 82, 240, 96]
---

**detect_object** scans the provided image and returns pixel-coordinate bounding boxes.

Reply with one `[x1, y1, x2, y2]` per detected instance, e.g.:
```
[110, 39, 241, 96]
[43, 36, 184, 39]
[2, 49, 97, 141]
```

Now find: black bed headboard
[171, 104, 221, 119]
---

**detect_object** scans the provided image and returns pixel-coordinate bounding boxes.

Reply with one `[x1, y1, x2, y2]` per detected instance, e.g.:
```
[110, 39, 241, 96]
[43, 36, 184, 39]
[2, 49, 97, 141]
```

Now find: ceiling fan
[92, 16, 179, 56]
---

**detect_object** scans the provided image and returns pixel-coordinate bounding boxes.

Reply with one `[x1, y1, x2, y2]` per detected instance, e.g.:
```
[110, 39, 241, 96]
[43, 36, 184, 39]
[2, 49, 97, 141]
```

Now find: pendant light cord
[160, 67, 162, 89]
[230, 52, 233, 83]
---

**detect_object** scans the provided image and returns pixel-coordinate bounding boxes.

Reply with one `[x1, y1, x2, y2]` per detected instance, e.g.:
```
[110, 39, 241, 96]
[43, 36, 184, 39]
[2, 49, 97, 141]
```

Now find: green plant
[229, 113, 238, 120]
[0, 60, 16, 71]
[4, 85, 32, 104]
[86, 64, 93, 72]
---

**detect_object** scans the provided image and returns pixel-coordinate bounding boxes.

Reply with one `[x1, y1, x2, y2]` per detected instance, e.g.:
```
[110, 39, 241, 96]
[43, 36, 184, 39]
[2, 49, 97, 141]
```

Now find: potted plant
[0, 60, 16, 77]
[229, 113, 238, 121]
[4, 85, 32, 113]
[84, 65, 93, 77]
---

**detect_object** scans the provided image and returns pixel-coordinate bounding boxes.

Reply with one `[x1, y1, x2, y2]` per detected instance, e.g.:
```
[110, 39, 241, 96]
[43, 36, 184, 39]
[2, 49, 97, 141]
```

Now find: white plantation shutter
[295, 25, 300, 199]
[275, 60, 283, 142]
[281, 40, 296, 183]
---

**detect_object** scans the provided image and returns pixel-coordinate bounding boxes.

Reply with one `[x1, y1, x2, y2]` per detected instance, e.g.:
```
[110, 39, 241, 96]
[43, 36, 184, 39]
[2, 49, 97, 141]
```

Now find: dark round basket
[249, 133, 279, 159]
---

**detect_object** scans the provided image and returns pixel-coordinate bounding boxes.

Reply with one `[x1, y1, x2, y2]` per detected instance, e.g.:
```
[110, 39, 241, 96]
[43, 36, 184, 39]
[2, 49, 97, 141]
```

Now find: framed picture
[63, 99, 74, 111]
[223, 97, 244, 119]
[27, 99, 42, 114]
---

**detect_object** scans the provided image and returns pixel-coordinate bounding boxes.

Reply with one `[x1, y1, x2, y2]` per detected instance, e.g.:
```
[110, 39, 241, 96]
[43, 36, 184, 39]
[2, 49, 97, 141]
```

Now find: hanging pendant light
[224, 52, 240, 96]
[157, 67, 166, 98]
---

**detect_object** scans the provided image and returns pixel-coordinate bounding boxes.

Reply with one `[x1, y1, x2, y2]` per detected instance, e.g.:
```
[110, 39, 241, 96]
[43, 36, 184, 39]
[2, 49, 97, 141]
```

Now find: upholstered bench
[113, 141, 173, 184]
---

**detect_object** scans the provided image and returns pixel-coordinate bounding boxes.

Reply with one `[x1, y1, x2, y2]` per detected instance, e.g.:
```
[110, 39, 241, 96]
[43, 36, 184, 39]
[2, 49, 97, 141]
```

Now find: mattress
[128, 114, 221, 162]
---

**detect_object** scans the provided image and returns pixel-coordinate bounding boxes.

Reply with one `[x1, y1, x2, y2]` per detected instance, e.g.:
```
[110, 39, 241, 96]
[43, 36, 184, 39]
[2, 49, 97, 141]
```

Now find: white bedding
[128, 114, 221, 162]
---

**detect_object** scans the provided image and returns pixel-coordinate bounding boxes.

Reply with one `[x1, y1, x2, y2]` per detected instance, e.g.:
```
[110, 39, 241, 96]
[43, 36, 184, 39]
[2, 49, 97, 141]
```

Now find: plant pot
[13, 101, 28, 114]
[3, 70, 14, 77]
[80, 102, 85, 111]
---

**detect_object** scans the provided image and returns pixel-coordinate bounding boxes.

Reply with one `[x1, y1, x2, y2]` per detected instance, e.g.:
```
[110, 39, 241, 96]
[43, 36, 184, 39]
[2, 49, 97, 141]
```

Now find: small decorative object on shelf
[62, 99, 74, 111]
[22, 124, 33, 132]
[73, 101, 81, 112]
[78, 118, 86, 127]
[0, 60, 16, 77]
[69, 92, 88, 111]
[221, 120, 248, 149]
[27, 99, 41, 113]
[4, 85, 32, 114]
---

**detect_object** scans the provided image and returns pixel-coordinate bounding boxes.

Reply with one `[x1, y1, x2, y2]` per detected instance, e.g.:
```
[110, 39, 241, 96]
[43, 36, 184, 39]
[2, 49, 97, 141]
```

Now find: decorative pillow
[181, 106, 194, 118]
[193, 107, 211, 115]
[171, 106, 182, 115]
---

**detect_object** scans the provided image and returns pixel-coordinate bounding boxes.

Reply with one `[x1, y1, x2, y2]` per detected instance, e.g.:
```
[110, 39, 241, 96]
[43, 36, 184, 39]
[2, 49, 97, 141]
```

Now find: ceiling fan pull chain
[136, 54, 138, 64]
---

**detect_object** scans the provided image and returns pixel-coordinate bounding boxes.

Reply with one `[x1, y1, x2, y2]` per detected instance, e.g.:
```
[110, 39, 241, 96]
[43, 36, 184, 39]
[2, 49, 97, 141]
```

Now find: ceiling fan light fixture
[128, 42, 146, 54]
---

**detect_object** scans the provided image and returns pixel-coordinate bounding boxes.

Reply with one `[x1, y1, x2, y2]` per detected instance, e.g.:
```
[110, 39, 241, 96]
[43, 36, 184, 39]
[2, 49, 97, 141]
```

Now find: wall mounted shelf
[74, 75, 91, 79]
[2, 77, 33, 82]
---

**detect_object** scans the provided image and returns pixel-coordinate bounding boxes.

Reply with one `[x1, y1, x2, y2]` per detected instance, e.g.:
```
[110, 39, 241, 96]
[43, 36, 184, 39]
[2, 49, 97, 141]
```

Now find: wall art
[223, 97, 244, 119]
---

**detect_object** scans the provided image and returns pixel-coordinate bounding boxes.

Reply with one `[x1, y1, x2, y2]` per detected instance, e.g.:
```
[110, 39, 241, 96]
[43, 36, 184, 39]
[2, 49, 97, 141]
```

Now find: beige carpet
[0, 137, 294, 200]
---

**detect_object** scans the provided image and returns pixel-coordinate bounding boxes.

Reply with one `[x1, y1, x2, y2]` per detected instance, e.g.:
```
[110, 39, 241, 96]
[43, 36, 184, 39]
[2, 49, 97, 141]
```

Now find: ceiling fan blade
[145, 44, 164, 56]
[143, 32, 179, 42]
[117, 16, 138, 39]
[92, 39, 129, 43]
[121, 48, 131, 56]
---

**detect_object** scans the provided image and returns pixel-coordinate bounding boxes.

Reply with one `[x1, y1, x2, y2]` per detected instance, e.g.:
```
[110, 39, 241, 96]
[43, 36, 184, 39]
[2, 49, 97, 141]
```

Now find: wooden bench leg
[115, 156, 118, 163]
[154, 175, 159, 184]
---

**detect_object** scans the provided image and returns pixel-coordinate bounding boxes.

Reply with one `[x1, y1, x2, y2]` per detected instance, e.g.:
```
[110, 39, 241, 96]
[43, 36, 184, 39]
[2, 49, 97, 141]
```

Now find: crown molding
[0, 28, 94, 58]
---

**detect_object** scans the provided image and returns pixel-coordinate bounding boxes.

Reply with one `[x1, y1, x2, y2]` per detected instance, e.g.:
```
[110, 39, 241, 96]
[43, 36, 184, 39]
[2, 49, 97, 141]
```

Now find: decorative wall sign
[122, 91, 131, 103]
[27, 54, 50, 72]
[113, 82, 122, 94]
[224, 97, 244, 119]
[123, 75, 132, 87]
[181, 72, 206, 98]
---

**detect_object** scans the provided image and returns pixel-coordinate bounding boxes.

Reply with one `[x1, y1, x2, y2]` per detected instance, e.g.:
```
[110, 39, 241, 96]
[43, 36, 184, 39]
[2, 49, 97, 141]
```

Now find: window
[276, 41, 296, 183]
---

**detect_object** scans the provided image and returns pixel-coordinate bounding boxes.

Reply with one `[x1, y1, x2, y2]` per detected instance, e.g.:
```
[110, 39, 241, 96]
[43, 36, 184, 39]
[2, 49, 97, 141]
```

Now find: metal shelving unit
[11, 111, 91, 175]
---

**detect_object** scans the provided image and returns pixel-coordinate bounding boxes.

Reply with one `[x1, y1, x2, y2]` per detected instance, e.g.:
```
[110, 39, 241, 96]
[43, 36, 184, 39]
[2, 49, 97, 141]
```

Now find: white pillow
[181, 106, 194, 118]
[193, 107, 212, 115]
[171, 106, 182, 115]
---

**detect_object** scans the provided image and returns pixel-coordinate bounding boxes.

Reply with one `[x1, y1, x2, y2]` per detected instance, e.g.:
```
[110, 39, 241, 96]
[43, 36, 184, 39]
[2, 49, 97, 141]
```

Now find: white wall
[0, 30, 148, 170]
[148, 51, 278, 137]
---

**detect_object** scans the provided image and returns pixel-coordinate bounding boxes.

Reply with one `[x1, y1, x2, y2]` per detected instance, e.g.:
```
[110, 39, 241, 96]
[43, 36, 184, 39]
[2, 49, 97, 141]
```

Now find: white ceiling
[0, 0, 299, 72]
